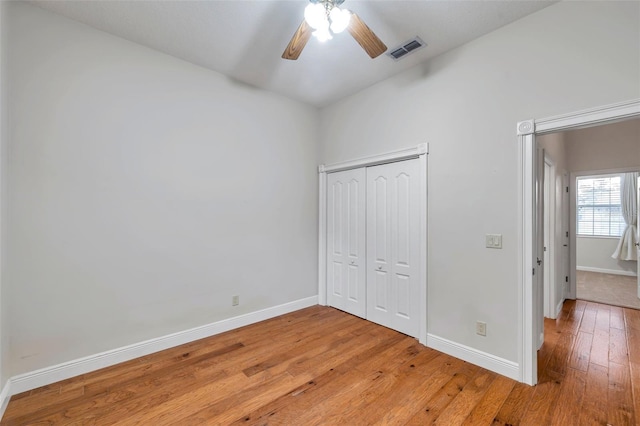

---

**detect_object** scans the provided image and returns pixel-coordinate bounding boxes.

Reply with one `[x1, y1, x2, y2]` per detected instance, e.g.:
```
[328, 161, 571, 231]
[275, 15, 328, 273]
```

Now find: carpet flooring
[577, 270, 640, 310]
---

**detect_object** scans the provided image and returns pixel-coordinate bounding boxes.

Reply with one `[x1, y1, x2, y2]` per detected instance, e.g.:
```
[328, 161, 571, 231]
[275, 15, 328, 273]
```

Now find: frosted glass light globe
[304, 3, 327, 30]
[329, 7, 351, 34]
[314, 26, 333, 42]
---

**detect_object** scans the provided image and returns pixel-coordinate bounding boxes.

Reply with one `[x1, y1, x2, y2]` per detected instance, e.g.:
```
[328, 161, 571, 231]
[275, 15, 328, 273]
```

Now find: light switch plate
[485, 234, 502, 249]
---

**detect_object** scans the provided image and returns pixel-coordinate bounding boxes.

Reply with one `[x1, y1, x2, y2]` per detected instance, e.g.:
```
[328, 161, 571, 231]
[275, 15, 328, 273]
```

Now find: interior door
[562, 172, 570, 301]
[637, 176, 639, 299]
[543, 161, 551, 318]
[534, 147, 545, 349]
[326, 168, 366, 318]
[366, 159, 420, 337]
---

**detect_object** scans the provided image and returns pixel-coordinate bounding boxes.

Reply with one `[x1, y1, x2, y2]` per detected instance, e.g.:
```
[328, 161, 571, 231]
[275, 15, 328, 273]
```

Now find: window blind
[577, 175, 625, 237]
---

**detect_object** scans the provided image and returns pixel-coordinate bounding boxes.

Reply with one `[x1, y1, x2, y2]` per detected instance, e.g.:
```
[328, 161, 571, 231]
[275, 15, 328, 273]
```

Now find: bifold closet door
[326, 168, 366, 318]
[366, 159, 420, 337]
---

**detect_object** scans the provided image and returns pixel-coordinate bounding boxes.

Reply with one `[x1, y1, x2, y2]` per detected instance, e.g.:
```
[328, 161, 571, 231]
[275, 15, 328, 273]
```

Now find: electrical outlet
[476, 321, 487, 336]
[232, 295, 239, 306]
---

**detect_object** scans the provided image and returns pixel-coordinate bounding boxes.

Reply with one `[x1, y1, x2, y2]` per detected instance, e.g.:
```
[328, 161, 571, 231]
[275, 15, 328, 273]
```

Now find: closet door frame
[318, 144, 428, 344]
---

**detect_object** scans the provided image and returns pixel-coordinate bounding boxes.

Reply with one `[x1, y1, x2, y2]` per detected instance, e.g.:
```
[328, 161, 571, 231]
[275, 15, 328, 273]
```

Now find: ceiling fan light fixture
[329, 7, 351, 34]
[304, 3, 327, 30]
[282, 0, 386, 60]
[314, 26, 333, 42]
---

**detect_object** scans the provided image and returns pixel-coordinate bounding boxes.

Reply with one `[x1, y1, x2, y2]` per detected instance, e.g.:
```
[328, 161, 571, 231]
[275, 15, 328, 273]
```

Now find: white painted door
[366, 159, 420, 337]
[637, 176, 639, 298]
[561, 172, 570, 301]
[534, 147, 545, 349]
[543, 161, 551, 318]
[326, 168, 366, 318]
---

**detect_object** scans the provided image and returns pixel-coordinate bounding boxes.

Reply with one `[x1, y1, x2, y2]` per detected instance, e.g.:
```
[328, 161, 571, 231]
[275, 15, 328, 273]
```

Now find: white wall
[566, 118, 640, 173]
[577, 237, 637, 275]
[538, 132, 567, 173]
[319, 1, 640, 363]
[0, 0, 7, 389]
[6, 2, 319, 376]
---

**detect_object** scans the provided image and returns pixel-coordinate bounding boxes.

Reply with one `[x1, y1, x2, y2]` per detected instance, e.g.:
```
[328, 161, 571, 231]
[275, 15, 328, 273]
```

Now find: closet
[325, 157, 422, 338]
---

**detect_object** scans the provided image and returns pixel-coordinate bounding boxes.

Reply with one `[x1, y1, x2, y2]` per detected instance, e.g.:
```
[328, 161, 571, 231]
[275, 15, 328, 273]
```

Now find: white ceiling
[30, 0, 556, 107]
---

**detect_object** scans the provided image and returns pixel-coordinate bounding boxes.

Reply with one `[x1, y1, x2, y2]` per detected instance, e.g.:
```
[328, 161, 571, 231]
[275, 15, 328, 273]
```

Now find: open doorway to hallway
[537, 118, 639, 314]
[518, 99, 640, 386]
[536, 118, 640, 382]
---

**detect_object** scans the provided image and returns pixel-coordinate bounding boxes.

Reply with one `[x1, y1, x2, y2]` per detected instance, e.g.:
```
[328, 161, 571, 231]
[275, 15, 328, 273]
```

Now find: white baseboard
[9, 296, 318, 396]
[555, 299, 564, 318]
[0, 380, 11, 420]
[577, 266, 637, 277]
[426, 333, 519, 381]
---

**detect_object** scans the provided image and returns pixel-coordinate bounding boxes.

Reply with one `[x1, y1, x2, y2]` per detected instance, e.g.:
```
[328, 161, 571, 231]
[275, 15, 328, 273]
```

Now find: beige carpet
[577, 270, 640, 310]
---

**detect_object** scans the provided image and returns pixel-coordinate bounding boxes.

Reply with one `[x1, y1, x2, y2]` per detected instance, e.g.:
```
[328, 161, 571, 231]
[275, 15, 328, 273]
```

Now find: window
[576, 175, 625, 237]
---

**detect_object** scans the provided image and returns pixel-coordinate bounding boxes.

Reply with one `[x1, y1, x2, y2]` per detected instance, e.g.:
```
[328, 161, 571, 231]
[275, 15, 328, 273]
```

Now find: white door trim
[318, 143, 428, 345]
[321, 145, 428, 173]
[517, 98, 640, 386]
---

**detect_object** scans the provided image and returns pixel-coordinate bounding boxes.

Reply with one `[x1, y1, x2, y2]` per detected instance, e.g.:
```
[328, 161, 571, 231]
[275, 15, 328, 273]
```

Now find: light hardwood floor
[1, 300, 638, 425]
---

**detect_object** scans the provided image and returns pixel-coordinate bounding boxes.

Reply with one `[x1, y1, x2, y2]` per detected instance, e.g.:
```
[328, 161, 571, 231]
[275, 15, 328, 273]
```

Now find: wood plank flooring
[2, 300, 638, 425]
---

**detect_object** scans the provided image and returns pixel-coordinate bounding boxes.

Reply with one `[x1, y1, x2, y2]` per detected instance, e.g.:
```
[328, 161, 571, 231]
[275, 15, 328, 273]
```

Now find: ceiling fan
[282, 0, 387, 60]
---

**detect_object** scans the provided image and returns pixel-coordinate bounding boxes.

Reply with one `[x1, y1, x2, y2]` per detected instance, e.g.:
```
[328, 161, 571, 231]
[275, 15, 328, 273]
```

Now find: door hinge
[566, 231, 569, 237]
[533, 268, 535, 275]
[566, 186, 569, 193]
[565, 276, 568, 282]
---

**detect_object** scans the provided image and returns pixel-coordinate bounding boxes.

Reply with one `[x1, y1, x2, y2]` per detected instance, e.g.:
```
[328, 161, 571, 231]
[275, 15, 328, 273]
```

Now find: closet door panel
[374, 269, 389, 311]
[367, 159, 420, 336]
[348, 264, 359, 301]
[326, 168, 366, 318]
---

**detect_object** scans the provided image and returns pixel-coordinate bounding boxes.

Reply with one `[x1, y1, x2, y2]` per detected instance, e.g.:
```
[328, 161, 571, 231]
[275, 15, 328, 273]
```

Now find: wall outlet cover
[476, 321, 487, 336]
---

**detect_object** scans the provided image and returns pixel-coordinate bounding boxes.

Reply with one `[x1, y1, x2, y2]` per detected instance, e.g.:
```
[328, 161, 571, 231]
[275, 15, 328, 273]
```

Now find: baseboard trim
[426, 333, 519, 381]
[555, 299, 564, 318]
[0, 380, 11, 420]
[577, 266, 637, 277]
[9, 296, 318, 395]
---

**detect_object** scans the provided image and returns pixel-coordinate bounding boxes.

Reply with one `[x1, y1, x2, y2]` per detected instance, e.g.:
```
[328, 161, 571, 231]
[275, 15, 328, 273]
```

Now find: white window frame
[576, 173, 624, 238]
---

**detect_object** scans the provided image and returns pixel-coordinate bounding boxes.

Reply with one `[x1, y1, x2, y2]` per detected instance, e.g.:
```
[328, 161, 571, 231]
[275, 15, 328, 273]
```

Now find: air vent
[387, 37, 426, 61]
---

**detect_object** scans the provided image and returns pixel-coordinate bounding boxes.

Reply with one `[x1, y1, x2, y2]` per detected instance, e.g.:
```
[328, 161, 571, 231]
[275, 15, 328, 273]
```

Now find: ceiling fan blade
[282, 20, 312, 60]
[347, 13, 387, 59]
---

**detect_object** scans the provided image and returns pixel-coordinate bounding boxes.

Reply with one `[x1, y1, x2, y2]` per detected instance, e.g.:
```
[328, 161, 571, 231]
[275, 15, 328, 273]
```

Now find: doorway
[517, 99, 640, 385]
